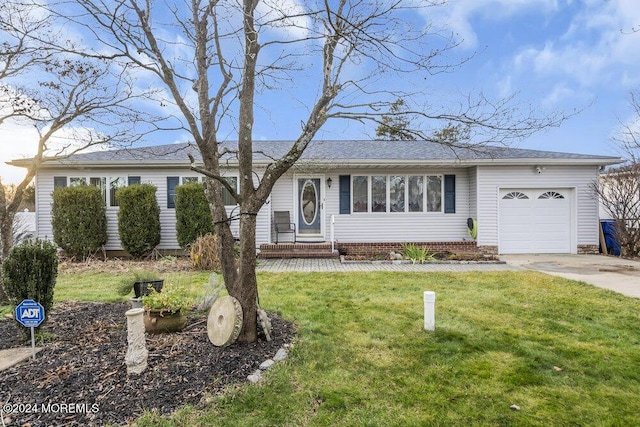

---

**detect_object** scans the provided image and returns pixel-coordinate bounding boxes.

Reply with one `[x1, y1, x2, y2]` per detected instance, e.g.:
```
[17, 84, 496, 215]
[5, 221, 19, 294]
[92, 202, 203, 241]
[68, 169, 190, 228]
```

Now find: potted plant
[116, 270, 164, 298]
[142, 284, 192, 333]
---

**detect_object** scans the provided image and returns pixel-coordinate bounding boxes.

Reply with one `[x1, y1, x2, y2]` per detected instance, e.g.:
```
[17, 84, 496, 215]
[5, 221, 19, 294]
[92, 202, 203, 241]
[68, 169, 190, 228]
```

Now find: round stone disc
[207, 296, 243, 347]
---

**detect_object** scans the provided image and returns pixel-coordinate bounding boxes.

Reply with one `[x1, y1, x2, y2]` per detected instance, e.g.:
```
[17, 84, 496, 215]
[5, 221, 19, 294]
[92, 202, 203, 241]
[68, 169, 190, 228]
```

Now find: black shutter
[339, 175, 351, 214]
[444, 174, 455, 214]
[53, 176, 67, 188]
[128, 176, 141, 185]
[167, 176, 179, 208]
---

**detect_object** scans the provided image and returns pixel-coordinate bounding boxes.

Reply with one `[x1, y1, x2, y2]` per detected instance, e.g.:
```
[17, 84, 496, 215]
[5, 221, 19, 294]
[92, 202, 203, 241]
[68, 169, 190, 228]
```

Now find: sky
[2, 0, 640, 184]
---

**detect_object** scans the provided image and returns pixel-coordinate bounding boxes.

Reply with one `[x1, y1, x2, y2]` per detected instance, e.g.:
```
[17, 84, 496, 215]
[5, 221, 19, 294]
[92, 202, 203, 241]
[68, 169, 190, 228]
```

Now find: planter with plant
[142, 284, 193, 333]
[116, 270, 164, 299]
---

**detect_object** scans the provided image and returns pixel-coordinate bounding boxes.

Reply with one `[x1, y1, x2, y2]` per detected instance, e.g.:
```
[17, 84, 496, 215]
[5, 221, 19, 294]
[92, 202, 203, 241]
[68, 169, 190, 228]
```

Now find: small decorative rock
[259, 359, 275, 370]
[125, 308, 148, 375]
[248, 370, 262, 384]
[273, 348, 288, 362]
[510, 404, 521, 411]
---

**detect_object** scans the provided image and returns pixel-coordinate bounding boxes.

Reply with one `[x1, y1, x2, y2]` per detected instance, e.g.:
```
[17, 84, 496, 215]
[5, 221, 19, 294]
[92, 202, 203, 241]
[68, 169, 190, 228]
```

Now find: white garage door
[499, 189, 572, 254]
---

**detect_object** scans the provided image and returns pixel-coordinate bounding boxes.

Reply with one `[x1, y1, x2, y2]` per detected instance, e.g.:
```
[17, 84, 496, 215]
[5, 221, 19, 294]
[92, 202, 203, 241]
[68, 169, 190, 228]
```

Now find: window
[503, 191, 529, 200]
[426, 176, 442, 212]
[222, 176, 238, 206]
[89, 177, 106, 202]
[109, 177, 126, 207]
[353, 176, 368, 212]
[167, 176, 179, 208]
[348, 174, 451, 214]
[389, 176, 405, 212]
[182, 176, 199, 184]
[408, 176, 423, 212]
[70, 177, 87, 187]
[54, 177, 67, 188]
[538, 191, 564, 199]
[371, 176, 387, 212]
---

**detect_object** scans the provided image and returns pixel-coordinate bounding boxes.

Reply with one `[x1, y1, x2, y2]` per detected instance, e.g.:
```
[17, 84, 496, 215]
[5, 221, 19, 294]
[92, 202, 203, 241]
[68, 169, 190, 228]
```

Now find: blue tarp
[600, 220, 621, 256]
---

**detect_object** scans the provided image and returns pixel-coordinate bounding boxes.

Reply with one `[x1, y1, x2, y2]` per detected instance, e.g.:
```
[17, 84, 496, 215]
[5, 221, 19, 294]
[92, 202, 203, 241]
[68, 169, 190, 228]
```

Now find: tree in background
[43, 0, 569, 341]
[594, 90, 640, 258]
[375, 99, 416, 141]
[0, 0, 158, 291]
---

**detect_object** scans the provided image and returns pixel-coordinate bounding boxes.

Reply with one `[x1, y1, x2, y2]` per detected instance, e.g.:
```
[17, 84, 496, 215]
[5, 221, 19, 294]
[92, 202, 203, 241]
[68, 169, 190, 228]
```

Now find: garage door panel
[499, 189, 572, 254]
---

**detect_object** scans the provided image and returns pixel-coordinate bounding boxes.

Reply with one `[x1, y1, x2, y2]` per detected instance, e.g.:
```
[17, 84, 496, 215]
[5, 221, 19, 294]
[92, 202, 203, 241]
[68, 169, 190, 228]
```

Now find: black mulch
[0, 302, 295, 426]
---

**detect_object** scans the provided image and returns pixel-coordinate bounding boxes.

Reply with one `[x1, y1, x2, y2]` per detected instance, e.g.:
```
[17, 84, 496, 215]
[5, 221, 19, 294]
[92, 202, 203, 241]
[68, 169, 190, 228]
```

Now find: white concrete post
[125, 308, 148, 375]
[423, 291, 435, 331]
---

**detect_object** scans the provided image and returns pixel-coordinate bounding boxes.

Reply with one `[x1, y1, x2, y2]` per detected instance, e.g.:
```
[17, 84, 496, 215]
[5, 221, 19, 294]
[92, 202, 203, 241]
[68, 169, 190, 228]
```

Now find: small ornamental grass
[401, 242, 436, 264]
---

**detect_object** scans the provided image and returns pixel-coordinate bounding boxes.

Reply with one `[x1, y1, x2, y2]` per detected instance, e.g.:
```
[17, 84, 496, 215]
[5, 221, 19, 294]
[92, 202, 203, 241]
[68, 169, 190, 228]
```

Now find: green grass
[16, 269, 640, 425]
[52, 271, 211, 303]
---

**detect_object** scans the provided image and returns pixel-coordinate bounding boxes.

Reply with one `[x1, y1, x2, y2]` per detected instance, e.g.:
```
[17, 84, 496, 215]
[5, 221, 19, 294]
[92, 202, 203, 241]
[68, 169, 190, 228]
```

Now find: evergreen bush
[117, 184, 161, 259]
[51, 185, 107, 260]
[175, 182, 214, 249]
[2, 239, 58, 326]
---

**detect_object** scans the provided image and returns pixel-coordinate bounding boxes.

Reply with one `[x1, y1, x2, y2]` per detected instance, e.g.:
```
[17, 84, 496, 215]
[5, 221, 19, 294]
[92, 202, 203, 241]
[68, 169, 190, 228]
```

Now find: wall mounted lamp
[326, 177, 332, 188]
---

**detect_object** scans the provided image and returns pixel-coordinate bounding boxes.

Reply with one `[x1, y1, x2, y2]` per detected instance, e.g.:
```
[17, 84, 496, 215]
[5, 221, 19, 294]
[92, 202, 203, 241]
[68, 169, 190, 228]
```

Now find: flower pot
[144, 309, 187, 334]
[133, 279, 164, 298]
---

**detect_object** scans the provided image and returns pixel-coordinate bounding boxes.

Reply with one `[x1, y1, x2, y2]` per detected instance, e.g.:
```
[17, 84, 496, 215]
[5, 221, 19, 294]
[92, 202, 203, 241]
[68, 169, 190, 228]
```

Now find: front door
[297, 178, 323, 238]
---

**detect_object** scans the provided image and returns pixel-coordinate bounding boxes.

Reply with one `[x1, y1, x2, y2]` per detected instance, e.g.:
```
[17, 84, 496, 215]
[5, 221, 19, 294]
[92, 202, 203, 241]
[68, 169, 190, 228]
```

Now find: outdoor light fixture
[534, 166, 545, 174]
[326, 177, 332, 188]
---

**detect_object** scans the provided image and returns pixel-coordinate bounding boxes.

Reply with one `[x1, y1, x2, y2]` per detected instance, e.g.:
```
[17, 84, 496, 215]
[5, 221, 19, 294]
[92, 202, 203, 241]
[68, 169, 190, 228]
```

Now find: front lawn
[12, 271, 640, 426]
[49, 269, 640, 425]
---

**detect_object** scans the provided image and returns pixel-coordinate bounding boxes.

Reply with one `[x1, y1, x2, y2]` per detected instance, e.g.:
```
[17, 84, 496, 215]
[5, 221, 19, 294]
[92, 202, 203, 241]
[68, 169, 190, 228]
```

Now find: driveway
[500, 254, 640, 298]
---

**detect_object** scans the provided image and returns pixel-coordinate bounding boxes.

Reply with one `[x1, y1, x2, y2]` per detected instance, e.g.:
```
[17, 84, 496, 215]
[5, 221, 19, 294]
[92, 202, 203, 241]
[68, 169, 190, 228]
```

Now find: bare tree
[42, 0, 570, 341]
[594, 164, 640, 257]
[0, 0, 157, 289]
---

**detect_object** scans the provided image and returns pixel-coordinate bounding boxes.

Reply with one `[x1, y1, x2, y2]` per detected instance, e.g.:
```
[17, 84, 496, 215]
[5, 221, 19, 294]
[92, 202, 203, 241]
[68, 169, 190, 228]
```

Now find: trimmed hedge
[117, 184, 161, 259]
[51, 185, 107, 259]
[175, 182, 214, 249]
[2, 239, 58, 328]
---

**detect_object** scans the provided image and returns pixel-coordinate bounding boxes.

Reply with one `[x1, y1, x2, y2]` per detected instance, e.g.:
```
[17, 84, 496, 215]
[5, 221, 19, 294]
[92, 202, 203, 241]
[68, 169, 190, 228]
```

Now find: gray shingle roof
[11, 140, 623, 167]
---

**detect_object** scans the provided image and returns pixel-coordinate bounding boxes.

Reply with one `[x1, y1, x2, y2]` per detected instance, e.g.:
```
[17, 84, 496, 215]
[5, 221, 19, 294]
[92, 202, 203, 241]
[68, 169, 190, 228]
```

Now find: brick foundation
[577, 244, 600, 255]
[336, 241, 480, 258]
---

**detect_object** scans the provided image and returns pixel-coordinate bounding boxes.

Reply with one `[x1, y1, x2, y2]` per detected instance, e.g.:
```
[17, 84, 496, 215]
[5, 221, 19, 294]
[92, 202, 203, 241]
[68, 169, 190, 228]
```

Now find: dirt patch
[0, 302, 295, 426]
[58, 257, 194, 275]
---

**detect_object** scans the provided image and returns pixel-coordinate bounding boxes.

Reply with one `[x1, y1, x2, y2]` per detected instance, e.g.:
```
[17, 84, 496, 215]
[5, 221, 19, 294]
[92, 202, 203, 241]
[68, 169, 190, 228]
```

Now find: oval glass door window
[301, 180, 318, 225]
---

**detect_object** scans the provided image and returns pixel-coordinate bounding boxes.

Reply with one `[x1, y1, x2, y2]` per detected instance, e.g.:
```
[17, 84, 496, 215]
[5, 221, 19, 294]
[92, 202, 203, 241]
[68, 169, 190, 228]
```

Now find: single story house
[9, 140, 622, 256]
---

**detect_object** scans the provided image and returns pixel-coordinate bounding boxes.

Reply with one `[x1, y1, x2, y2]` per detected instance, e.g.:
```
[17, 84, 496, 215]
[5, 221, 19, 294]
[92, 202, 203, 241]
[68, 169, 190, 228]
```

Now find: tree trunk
[226, 212, 258, 342]
[0, 183, 10, 302]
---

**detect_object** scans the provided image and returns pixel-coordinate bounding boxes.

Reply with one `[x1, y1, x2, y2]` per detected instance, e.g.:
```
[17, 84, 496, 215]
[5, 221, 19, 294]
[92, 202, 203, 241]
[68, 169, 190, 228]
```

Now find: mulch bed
[0, 301, 295, 426]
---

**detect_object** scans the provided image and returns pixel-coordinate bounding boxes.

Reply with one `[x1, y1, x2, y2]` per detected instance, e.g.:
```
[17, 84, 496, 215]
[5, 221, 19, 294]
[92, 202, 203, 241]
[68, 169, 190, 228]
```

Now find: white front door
[296, 177, 323, 240]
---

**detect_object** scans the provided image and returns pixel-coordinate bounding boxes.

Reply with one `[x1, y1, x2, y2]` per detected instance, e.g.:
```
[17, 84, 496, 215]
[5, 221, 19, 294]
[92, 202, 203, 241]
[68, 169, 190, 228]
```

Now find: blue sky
[2, 0, 640, 184]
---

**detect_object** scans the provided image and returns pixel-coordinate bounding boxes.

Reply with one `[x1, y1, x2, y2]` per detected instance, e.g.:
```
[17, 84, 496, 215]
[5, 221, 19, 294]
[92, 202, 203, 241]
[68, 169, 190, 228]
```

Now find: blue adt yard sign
[15, 299, 45, 328]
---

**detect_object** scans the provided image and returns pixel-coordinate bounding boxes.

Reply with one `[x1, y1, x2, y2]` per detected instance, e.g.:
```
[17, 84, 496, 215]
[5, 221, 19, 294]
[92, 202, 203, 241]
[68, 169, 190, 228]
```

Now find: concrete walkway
[500, 254, 640, 298]
[256, 258, 518, 272]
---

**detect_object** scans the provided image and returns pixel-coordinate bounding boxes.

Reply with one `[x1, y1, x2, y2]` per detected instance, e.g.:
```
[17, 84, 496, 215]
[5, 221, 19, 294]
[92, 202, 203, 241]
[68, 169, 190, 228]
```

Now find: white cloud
[421, 0, 561, 49]
[256, 0, 311, 40]
[512, 0, 640, 90]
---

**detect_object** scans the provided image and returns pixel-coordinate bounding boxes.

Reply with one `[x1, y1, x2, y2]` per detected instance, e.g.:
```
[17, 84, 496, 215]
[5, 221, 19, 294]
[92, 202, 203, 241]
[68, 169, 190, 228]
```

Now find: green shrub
[51, 185, 107, 260]
[117, 184, 161, 259]
[175, 183, 214, 249]
[2, 239, 58, 328]
[190, 233, 221, 271]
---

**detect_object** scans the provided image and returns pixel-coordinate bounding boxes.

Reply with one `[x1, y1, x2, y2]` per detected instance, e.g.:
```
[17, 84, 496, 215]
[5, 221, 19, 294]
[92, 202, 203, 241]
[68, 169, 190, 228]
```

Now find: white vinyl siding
[476, 165, 600, 253]
[35, 168, 267, 251]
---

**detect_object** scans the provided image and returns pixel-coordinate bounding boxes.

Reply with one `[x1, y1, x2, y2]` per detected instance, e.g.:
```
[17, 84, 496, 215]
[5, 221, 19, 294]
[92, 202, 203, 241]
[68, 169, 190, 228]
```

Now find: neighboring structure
[8, 140, 622, 255]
